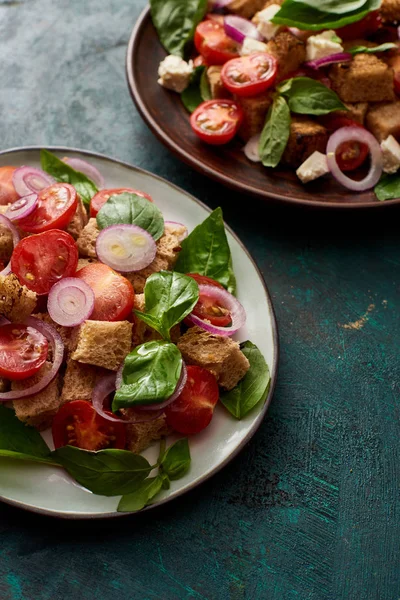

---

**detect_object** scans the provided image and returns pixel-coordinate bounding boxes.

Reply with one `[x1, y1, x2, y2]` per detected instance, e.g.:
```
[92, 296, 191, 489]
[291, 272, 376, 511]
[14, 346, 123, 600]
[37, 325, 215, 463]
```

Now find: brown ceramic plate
[126, 6, 400, 210]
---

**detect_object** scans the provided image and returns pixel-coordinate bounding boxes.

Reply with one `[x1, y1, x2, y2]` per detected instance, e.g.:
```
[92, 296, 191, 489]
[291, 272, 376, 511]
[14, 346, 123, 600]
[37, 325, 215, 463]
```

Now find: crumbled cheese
[381, 135, 400, 174]
[240, 37, 269, 56]
[296, 151, 330, 183]
[255, 5, 281, 41]
[306, 30, 344, 62]
[157, 55, 194, 93]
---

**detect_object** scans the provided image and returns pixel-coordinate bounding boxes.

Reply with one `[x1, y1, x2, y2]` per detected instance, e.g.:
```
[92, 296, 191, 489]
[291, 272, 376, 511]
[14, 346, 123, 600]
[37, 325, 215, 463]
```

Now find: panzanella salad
[152, 0, 400, 200]
[0, 151, 270, 511]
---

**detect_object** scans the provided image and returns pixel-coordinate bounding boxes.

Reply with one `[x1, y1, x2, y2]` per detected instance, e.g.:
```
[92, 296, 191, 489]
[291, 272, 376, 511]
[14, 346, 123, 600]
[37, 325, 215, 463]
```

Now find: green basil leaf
[161, 438, 191, 480]
[0, 449, 59, 466]
[279, 77, 347, 115]
[96, 192, 164, 241]
[117, 475, 164, 512]
[181, 66, 205, 113]
[113, 341, 183, 410]
[0, 405, 52, 458]
[150, 0, 207, 57]
[136, 271, 199, 341]
[293, 0, 369, 14]
[220, 341, 270, 420]
[53, 446, 152, 496]
[174, 207, 236, 294]
[200, 67, 212, 101]
[40, 149, 98, 205]
[374, 174, 400, 202]
[349, 43, 397, 55]
[259, 96, 291, 168]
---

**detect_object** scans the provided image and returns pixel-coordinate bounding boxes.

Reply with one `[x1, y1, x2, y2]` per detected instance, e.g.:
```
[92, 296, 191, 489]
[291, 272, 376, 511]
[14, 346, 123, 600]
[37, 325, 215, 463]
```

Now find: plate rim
[0, 145, 279, 520]
[126, 6, 400, 211]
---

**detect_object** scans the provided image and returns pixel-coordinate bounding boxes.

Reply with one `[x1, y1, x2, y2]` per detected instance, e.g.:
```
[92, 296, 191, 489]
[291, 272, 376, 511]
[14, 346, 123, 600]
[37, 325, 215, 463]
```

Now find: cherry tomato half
[0, 167, 19, 206]
[90, 187, 153, 218]
[0, 324, 48, 381]
[186, 273, 231, 327]
[186, 273, 224, 289]
[321, 116, 369, 172]
[17, 183, 78, 234]
[221, 53, 278, 97]
[194, 19, 239, 65]
[190, 100, 243, 145]
[11, 229, 78, 295]
[52, 400, 126, 450]
[165, 366, 219, 435]
[335, 10, 381, 41]
[75, 262, 134, 321]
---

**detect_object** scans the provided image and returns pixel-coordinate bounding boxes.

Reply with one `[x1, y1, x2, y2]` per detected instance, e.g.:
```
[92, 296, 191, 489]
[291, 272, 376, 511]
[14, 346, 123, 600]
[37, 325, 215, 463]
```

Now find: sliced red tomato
[186, 273, 224, 289]
[90, 187, 153, 218]
[165, 366, 219, 435]
[186, 273, 231, 327]
[335, 10, 381, 41]
[321, 116, 369, 171]
[0, 324, 48, 381]
[194, 20, 239, 65]
[11, 229, 78, 295]
[75, 263, 134, 321]
[0, 166, 19, 205]
[52, 400, 126, 450]
[221, 53, 278, 97]
[17, 183, 78, 234]
[190, 100, 243, 145]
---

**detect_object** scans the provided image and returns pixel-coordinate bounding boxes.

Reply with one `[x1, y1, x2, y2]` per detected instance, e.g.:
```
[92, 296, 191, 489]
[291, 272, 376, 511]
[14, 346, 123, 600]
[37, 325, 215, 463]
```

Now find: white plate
[0, 147, 279, 519]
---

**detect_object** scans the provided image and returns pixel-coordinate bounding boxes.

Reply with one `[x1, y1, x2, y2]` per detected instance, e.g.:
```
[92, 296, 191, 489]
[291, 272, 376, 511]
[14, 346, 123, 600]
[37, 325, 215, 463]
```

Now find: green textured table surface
[0, 1, 399, 599]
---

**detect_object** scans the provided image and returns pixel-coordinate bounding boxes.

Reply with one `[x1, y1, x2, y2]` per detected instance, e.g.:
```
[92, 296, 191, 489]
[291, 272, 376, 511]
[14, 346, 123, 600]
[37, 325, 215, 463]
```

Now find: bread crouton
[236, 93, 273, 141]
[266, 31, 306, 79]
[121, 410, 171, 454]
[61, 359, 105, 403]
[125, 256, 170, 294]
[33, 312, 75, 356]
[365, 100, 400, 141]
[333, 102, 369, 125]
[164, 221, 188, 240]
[0, 274, 37, 322]
[380, 0, 400, 23]
[282, 117, 328, 168]
[0, 377, 10, 393]
[12, 362, 61, 430]
[71, 320, 133, 371]
[207, 66, 231, 99]
[330, 54, 395, 102]
[132, 293, 180, 346]
[228, 0, 266, 19]
[156, 229, 183, 269]
[177, 326, 250, 390]
[76, 218, 98, 258]
[76, 257, 98, 271]
[66, 198, 88, 240]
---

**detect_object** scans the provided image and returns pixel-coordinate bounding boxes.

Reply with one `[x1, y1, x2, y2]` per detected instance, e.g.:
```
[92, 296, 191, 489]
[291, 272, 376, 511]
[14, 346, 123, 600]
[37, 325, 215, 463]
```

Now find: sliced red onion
[224, 15, 263, 44]
[305, 52, 352, 69]
[47, 277, 95, 327]
[62, 157, 105, 189]
[12, 166, 55, 197]
[0, 214, 20, 276]
[164, 221, 188, 242]
[96, 224, 156, 273]
[243, 134, 261, 162]
[5, 193, 38, 222]
[0, 317, 64, 402]
[188, 284, 246, 336]
[138, 362, 188, 411]
[327, 126, 383, 192]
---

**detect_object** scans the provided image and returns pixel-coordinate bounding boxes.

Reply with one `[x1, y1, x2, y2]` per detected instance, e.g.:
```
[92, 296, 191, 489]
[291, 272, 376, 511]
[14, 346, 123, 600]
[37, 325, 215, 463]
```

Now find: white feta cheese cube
[296, 151, 330, 184]
[255, 4, 281, 41]
[306, 30, 344, 62]
[381, 135, 400, 174]
[240, 37, 269, 56]
[157, 55, 194, 93]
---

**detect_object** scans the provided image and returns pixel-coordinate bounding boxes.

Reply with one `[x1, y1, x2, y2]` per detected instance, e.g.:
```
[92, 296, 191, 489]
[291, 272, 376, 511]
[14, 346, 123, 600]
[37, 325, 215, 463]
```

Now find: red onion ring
[188, 284, 246, 336]
[224, 15, 263, 43]
[62, 157, 105, 189]
[305, 53, 352, 69]
[164, 221, 188, 242]
[0, 317, 64, 402]
[5, 193, 38, 222]
[12, 166, 55, 197]
[243, 134, 261, 162]
[96, 224, 157, 272]
[47, 277, 95, 327]
[326, 126, 383, 191]
[0, 214, 20, 276]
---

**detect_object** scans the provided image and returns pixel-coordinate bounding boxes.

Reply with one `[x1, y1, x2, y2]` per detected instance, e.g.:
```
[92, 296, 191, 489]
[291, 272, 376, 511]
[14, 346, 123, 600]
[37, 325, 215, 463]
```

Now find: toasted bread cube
[381, 0, 400, 23]
[0, 274, 37, 322]
[177, 326, 250, 390]
[77, 257, 98, 271]
[282, 117, 328, 168]
[266, 31, 306, 79]
[121, 410, 171, 453]
[66, 198, 89, 240]
[76, 218, 98, 258]
[71, 320, 133, 371]
[12, 362, 61, 430]
[156, 229, 183, 269]
[207, 66, 231, 99]
[366, 100, 400, 141]
[330, 54, 395, 102]
[125, 255, 169, 294]
[236, 93, 273, 141]
[33, 312, 75, 356]
[61, 360, 104, 403]
[228, 0, 267, 19]
[0, 377, 10, 393]
[333, 102, 369, 125]
[132, 293, 180, 347]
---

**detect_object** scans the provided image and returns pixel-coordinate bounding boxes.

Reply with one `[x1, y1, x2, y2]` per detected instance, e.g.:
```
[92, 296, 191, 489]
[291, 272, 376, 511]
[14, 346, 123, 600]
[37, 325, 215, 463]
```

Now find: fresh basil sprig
[374, 174, 400, 202]
[277, 77, 347, 115]
[150, 0, 207, 57]
[259, 96, 291, 168]
[349, 43, 397, 55]
[41, 149, 98, 205]
[160, 437, 191, 480]
[96, 192, 164, 241]
[181, 66, 211, 113]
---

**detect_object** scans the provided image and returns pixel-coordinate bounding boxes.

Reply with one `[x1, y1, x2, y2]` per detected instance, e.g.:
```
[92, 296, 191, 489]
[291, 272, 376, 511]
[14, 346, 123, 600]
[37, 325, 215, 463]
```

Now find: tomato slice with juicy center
[11, 229, 78, 295]
[323, 116, 369, 172]
[194, 20, 239, 65]
[190, 100, 243, 145]
[90, 187, 153, 218]
[221, 53, 278, 97]
[335, 10, 381, 41]
[17, 183, 78, 234]
[0, 166, 19, 206]
[165, 366, 219, 435]
[0, 324, 48, 381]
[52, 400, 126, 450]
[186, 273, 231, 327]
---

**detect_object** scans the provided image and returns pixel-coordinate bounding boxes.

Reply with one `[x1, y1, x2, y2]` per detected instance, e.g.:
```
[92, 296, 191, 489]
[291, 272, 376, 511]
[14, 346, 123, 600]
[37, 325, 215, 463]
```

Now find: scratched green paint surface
[0, 1, 399, 598]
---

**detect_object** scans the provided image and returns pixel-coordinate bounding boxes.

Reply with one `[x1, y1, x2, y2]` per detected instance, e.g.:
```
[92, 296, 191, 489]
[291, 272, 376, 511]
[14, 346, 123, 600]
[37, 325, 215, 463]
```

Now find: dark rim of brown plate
[126, 6, 400, 210]
[0, 145, 279, 520]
